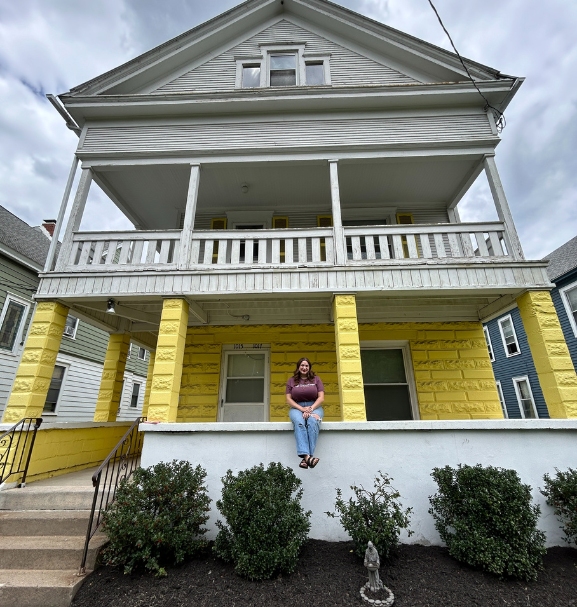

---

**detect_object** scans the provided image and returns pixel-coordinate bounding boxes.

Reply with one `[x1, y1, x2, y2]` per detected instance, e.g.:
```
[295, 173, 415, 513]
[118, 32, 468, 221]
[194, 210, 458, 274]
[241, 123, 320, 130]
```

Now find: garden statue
[364, 541, 383, 591]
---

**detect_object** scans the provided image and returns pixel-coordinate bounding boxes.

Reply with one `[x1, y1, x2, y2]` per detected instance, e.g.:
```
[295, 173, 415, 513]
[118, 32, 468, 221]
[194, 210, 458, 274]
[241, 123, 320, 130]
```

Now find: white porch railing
[62, 222, 510, 272]
[343, 222, 510, 262]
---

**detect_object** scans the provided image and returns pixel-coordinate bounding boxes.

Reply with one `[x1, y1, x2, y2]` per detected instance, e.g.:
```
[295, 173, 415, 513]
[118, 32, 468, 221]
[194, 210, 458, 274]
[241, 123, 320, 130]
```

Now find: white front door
[219, 348, 269, 421]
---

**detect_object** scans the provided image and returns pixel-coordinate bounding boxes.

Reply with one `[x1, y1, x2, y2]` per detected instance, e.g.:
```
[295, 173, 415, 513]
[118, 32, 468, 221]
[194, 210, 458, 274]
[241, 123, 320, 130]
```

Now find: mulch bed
[72, 541, 577, 607]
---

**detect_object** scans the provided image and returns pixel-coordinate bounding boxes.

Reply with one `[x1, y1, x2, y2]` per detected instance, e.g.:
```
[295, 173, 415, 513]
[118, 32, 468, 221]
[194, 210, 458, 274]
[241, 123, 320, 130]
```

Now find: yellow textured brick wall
[178, 324, 340, 422]
[358, 321, 503, 420]
[517, 291, 577, 418]
[2, 301, 68, 423]
[141, 350, 155, 419]
[148, 299, 189, 422]
[93, 333, 131, 422]
[333, 295, 366, 421]
[23, 424, 133, 483]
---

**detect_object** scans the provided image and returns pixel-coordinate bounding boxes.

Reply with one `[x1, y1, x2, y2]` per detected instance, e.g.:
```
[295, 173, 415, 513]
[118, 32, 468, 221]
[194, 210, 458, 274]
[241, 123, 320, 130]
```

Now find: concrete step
[0, 569, 90, 607]
[0, 511, 92, 537]
[0, 535, 107, 571]
[0, 487, 95, 511]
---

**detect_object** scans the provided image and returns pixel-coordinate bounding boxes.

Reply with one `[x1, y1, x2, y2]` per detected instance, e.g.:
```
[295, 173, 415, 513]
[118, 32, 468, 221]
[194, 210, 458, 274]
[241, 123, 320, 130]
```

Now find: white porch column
[483, 155, 524, 260]
[329, 160, 346, 266]
[55, 167, 92, 271]
[44, 155, 79, 272]
[178, 163, 200, 270]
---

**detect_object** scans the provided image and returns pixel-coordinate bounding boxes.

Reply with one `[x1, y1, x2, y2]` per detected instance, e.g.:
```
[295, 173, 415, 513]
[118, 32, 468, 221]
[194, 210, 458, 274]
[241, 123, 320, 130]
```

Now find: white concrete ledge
[139, 419, 577, 433]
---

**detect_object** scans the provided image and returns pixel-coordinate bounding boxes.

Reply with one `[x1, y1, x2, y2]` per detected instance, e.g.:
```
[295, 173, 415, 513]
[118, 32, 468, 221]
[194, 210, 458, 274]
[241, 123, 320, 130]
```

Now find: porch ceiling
[92, 155, 482, 229]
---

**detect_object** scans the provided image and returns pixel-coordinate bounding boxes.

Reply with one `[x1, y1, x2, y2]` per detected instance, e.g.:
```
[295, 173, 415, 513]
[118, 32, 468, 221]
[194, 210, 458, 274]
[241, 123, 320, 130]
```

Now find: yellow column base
[333, 294, 366, 421]
[148, 299, 189, 422]
[517, 291, 577, 418]
[2, 301, 68, 423]
[93, 333, 131, 422]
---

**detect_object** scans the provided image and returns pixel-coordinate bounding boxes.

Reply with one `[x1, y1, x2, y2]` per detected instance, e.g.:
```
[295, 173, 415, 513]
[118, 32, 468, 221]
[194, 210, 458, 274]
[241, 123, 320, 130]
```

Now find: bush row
[101, 461, 577, 581]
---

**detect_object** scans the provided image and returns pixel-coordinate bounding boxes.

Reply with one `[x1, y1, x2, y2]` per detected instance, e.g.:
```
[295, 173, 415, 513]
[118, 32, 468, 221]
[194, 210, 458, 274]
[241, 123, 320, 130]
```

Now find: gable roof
[62, 0, 518, 100]
[543, 235, 577, 281]
[0, 206, 52, 271]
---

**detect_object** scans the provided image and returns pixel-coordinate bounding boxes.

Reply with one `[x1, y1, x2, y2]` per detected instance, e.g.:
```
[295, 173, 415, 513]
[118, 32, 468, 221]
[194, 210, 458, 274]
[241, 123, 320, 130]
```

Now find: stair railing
[80, 416, 146, 574]
[0, 417, 43, 487]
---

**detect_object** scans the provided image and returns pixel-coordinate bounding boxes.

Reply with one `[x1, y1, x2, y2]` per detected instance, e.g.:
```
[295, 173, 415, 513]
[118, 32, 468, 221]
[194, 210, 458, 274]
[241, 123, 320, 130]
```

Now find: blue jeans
[289, 403, 324, 457]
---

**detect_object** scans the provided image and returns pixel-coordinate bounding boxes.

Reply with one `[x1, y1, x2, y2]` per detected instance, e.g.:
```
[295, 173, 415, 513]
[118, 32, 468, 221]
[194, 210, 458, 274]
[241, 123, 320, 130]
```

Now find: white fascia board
[0, 243, 43, 273]
[63, 80, 517, 127]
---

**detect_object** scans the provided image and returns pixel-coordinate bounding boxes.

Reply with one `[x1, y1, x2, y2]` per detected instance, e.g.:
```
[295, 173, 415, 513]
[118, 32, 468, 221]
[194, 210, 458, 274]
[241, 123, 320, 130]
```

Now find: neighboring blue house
[483, 235, 577, 419]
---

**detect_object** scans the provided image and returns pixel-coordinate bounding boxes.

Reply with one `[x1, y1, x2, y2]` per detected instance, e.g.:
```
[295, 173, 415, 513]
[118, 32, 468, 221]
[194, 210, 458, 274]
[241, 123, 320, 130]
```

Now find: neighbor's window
[63, 315, 78, 339]
[0, 297, 28, 352]
[44, 364, 66, 413]
[305, 61, 324, 85]
[513, 377, 537, 419]
[138, 347, 147, 361]
[560, 282, 577, 337]
[498, 315, 520, 357]
[483, 326, 494, 361]
[130, 382, 141, 408]
[495, 380, 507, 418]
[241, 64, 261, 88]
[269, 54, 297, 86]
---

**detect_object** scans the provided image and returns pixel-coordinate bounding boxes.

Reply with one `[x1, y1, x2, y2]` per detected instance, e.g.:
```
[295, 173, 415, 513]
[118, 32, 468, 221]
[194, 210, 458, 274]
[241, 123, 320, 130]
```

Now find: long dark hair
[292, 357, 316, 382]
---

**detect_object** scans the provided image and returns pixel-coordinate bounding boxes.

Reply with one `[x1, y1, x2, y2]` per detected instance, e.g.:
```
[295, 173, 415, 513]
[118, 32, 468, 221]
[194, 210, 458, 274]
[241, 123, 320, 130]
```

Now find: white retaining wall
[140, 420, 577, 547]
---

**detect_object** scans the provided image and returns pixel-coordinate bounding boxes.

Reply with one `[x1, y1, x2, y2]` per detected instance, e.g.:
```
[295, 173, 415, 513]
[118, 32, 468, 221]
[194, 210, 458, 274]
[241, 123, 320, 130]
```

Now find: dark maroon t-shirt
[286, 376, 325, 403]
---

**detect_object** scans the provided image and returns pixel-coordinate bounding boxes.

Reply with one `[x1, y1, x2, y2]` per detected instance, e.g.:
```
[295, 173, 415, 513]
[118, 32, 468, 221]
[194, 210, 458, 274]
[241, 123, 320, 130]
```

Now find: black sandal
[299, 458, 309, 469]
[307, 456, 319, 469]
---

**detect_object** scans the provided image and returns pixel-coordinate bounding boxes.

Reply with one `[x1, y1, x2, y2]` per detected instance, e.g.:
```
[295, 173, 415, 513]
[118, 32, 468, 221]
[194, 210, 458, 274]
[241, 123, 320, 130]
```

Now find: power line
[427, 0, 506, 132]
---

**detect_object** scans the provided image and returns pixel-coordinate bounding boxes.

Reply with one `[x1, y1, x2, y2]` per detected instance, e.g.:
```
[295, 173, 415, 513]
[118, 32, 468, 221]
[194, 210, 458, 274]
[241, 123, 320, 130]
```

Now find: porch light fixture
[106, 298, 116, 314]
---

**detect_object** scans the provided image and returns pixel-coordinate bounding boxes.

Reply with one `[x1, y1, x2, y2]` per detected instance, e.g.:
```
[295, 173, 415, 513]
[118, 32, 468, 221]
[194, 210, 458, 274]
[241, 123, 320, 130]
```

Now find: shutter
[211, 218, 227, 229]
[273, 216, 289, 229]
[317, 215, 333, 227]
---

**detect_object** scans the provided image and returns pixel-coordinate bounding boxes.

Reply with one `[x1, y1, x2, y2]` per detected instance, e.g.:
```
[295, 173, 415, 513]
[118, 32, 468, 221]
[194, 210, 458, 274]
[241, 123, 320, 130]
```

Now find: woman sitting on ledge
[286, 357, 325, 470]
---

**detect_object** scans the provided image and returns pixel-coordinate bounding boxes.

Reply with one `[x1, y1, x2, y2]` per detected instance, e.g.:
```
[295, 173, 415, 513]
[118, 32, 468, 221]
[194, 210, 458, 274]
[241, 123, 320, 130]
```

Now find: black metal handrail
[79, 416, 146, 573]
[0, 417, 43, 487]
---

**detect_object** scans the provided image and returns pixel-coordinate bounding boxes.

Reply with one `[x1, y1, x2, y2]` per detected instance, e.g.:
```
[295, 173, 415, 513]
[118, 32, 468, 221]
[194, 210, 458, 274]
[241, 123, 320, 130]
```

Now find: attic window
[242, 64, 261, 88]
[269, 54, 297, 86]
[305, 61, 324, 85]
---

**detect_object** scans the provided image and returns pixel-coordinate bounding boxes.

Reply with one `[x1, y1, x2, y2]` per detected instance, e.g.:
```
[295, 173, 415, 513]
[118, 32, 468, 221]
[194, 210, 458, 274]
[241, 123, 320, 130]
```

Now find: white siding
[155, 19, 417, 94]
[81, 114, 494, 156]
[0, 350, 20, 419]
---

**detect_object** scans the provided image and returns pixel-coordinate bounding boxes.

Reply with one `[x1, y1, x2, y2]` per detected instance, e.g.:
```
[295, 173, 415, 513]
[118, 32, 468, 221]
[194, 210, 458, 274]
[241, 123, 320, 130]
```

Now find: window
[137, 347, 146, 361]
[560, 282, 577, 337]
[360, 344, 417, 421]
[513, 376, 537, 418]
[483, 326, 494, 361]
[269, 53, 297, 86]
[130, 382, 141, 408]
[0, 296, 29, 353]
[63, 315, 78, 339]
[498, 315, 520, 357]
[305, 61, 324, 85]
[43, 364, 66, 413]
[495, 380, 508, 418]
[241, 64, 261, 88]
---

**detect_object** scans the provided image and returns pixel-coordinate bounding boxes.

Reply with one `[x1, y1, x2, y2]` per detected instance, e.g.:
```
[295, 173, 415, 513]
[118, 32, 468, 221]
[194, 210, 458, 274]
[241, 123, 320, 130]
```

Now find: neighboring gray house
[483, 234, 577, 418]
[0, 205, 148, 421]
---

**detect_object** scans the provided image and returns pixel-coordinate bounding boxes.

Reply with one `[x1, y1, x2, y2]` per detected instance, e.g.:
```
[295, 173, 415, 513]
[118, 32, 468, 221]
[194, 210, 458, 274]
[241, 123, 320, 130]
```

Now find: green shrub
[101, 460, 211, 576]
[429, 464, 546, 581]
[326, 472, 413, 559]
[542, 467, 577, 546]
[214, 462, 311, 580]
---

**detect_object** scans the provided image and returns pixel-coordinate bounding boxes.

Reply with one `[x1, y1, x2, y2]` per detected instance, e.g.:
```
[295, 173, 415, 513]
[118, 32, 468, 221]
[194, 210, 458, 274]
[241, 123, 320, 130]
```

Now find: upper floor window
[483, 326, 494, 361]
[513, 376, 537, 419]
[560, 281, 577, 337]
[237, 46, 330, 89]
[498, 314, 520, 357]
[138, 347, 147, 361]
[63, 315, 78, 339]
[0, 295, 29, 353]
[44, 364, 67, 414]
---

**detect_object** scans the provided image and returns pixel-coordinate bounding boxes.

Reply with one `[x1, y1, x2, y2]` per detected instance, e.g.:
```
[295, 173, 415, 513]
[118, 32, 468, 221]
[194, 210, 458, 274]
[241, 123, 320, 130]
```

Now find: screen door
[220, 350, 268, 421]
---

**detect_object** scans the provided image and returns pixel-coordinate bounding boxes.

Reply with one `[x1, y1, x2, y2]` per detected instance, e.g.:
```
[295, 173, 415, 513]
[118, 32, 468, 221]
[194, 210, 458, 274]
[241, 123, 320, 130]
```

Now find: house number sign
[233, 343, 263, 349]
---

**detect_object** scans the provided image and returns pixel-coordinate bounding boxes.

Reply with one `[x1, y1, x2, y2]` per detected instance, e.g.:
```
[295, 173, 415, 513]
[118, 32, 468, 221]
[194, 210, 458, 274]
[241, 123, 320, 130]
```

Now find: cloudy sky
[0, 0, 575, 259]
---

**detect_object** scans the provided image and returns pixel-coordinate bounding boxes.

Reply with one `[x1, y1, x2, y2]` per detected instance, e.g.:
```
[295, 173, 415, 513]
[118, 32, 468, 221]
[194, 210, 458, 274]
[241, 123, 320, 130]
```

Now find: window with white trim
[483, 326, 494, 361]
[43, 364, 67, 414]
[62, 315, 78, 339]
[498, 315, 520, 357]
[137, 347, 147, 361]
[495, 380, 507, 418]
[560, 282, 577, 337]
[0, 295, 30, 353]
[130, 382, 141, 408]
[513, 376, 537, 418]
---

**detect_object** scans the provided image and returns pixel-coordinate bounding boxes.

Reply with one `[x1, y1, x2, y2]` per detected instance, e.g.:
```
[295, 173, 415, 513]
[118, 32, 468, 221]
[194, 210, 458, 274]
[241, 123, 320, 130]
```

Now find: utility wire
[427, 0, 506, 132]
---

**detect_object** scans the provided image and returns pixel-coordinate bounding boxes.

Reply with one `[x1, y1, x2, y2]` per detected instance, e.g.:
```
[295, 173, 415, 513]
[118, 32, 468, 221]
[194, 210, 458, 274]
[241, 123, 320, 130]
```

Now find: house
[0, 206, 149, 422]
[2, 0, 576, 545]
[483, 234, 577, 419]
